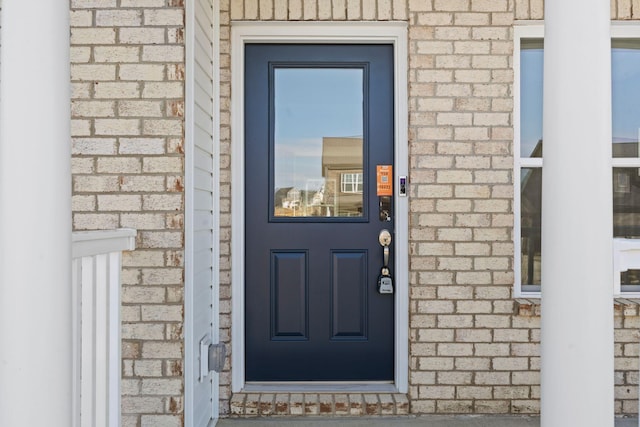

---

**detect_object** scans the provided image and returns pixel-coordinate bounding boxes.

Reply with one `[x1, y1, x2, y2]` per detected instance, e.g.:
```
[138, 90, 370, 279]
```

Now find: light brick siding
[407, 0, 520, 414]
[64, 0, 640, 424]
[70, 0, 185, 426]
[219, 0, 640, 419]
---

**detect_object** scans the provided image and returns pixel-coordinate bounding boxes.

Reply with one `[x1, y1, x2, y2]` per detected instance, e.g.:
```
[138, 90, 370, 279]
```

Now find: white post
[0, 1, 72, 426]
[541, 1, 613, 427]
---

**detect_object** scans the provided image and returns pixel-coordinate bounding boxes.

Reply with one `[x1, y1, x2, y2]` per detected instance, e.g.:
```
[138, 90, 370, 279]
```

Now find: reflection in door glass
[274, 68, 364, 217]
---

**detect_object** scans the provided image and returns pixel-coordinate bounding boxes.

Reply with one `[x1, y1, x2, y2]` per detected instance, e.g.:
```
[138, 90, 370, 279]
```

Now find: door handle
[379, 229, 392, 269]
[378, 229, 394, 294]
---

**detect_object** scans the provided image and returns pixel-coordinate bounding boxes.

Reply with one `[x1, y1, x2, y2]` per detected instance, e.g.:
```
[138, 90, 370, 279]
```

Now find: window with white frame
[340, 172, 363, 194]
[515, 24, 640, 296]
[612, 37, 640, 293]
[515, 32, 543, 295]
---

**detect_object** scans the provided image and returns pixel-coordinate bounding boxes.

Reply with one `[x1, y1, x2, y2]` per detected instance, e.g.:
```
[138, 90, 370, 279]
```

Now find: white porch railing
[71, 229, 136, 427]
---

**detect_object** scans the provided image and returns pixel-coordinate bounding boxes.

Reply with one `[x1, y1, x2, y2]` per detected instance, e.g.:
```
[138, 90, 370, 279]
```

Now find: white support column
[0, 2, 72, 427]
[541, 1, 613, 427]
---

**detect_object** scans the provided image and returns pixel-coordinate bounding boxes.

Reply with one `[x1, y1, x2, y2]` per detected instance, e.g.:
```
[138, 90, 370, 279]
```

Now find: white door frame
[231, 21, 409, 393]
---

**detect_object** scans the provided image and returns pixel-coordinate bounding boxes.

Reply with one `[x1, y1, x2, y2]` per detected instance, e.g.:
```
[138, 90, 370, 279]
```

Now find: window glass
[613, 40, 640, 158]
[612, 41, 640, 239]
[613, 167, 640, 237]
[517, 32, 640, 295]
[520, 167, 542, 287]
[518, 39, 543, 292]
[621, 269, 640, 292]
[520, 40, 544, 158]
[273, 68, 364, 218]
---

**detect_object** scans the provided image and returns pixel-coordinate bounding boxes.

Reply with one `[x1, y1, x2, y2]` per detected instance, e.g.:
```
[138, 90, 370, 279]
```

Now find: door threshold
[243, 381, 397, 393]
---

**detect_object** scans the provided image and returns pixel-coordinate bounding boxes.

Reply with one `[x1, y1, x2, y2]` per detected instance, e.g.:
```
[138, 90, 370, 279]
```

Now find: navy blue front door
[245, 44, 395, 381]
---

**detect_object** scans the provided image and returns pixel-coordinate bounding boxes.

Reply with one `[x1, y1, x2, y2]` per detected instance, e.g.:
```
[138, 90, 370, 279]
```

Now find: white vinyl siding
[185, 0, 218, 424]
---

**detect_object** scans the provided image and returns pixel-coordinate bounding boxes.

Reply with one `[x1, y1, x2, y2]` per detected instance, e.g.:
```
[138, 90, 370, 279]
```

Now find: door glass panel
[274, 68, 364, 218]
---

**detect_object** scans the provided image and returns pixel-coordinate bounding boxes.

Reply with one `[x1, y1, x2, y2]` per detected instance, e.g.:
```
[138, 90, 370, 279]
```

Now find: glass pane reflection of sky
[613, 42, 640, 157]
[521, 41, 640, 158]
[274, 68, 363, 190]
[520, 45, 543, 158]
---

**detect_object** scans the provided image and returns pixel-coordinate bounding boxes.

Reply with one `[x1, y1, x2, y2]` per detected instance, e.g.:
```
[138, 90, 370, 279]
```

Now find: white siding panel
[195, 82, 213, 106]
[186, 0, 217, 424]
[195, 167, 214, 191]
[195, 0, 213, 29]
[195, 59, 214, 87]
[195, 228, 214, 249]
[195, 145, 214, 172]
[195, 188, 214, 211]
[195, 86, 214, 116]
[195, 29, 214, 70]
[195, 124, 214, 151]
[195, 105, 214, 137]
[194, 271, 212, 300]
[194, 211, 214, 230]
[194, 249, 214, 272]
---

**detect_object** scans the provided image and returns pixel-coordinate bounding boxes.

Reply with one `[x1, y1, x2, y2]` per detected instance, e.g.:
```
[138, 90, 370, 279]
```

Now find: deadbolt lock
[378, 229, 392, 247]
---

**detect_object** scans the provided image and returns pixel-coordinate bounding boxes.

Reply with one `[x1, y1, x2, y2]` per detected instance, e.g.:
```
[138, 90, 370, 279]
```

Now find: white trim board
[230, 21, 409, 394]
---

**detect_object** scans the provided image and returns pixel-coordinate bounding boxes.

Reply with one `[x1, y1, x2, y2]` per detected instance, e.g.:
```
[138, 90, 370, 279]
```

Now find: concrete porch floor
[218, 416, 638, 426]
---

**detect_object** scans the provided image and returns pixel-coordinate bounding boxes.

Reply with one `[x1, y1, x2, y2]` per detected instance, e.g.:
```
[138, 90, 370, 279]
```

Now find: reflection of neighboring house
[520, 140, 542, 285]
[310, 184, 324, 205]
[276, 187, 301, 208]
[522, 139, 640, 284]
[613, 140, 640, 237]
[286, 188, 301, 205]
[321, 136, 363, 216]
[274, 187, 293, 208]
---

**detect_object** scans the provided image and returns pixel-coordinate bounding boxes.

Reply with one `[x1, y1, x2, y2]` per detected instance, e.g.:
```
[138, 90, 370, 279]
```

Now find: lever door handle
[379, 229, 392, 268]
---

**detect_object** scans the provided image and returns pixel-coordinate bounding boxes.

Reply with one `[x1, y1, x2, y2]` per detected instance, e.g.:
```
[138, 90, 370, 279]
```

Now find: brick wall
[220, 0, 640, 418]
[218, 0, 233, 416]
[69, 1, 186, 426]
[64, 0, 640, 424]
[409, 0, 520, 414]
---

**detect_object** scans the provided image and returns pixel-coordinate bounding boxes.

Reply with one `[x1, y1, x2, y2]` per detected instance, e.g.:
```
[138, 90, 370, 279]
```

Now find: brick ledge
[229, 392, 409, 417]
[515, 297, 640, 317]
